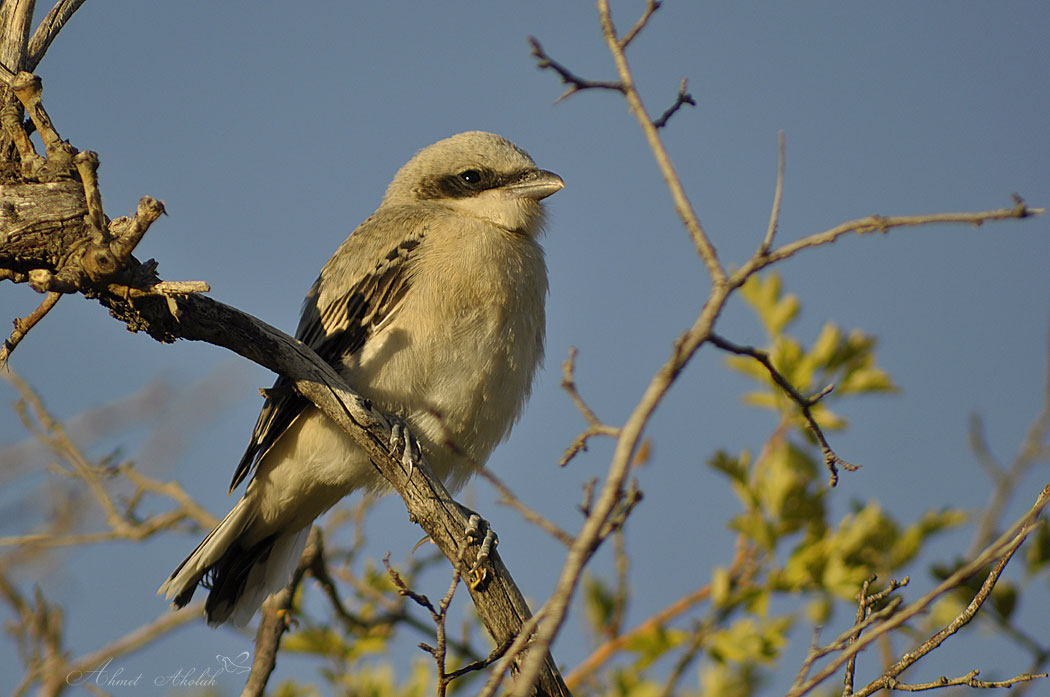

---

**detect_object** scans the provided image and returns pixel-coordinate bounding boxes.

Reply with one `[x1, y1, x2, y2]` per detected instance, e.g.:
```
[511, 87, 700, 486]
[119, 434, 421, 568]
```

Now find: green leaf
[623, 624, 689, 670]
[712, 566, 732, 608]
[890, 508, 966, 567]
[992, 581, 1018, 622]
[740, 274, 800, 337]
[726, 354, 771, 381]
[1025, 519, 1050, 573]
[583, 574, 618, 633]
[708, 449, 750, 485]
[741, 391, 780, 410]
[837, 366, 897, 394]
[707, 617, 792, 664]
[809, 323, 842, 366]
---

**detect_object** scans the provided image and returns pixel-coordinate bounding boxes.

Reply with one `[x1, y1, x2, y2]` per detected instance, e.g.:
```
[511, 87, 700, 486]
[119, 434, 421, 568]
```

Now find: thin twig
[475, 466, 575, 547]
[651, 78, 695, 129]
[560, 347, 620, 466]
[790, 595, 906, 694]
[881, 670, 1045, 692]
[852, 523, 1032, 696]
[759, 131, 786, 255]
[7, 370, 128, 531]
[444, 638, 512, 681]
[842, 576, 875, 696]
[0, 290, 60, 366]
[505, 7, 735, 691]
[967, 318, 1050, 557]
[707, 332, 855, 485]
[786, 480, 1050, 697]
[528, 35, 624, 103]
[565, 538, 751, 688]
[618, 0, 661, 49]
[737, 204, 1043, 284]
[476, 610, 545, 697]
[595, 0, 723, 280]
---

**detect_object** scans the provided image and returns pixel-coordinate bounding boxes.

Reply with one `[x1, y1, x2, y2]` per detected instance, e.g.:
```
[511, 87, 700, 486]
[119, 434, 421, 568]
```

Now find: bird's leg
[461, 507, 499, 590]
[387, 415, 421, 480]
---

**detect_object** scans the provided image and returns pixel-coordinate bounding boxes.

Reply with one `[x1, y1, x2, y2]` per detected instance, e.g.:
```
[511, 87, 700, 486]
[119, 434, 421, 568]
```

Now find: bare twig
[386, 547, 467, 697]
[707, 332, 856, 485]
[786, 480, 1050, 697]
[560, 347, 620, 466]
[475, 466, 575, 547]
[528, 35, 625, 103]
[967, 319, 1050, 557]
[477, 610, 545, 697]
[595, 0, 723, 280]
[759, 131, 786, 255]
[736, 203, 1042, 284]
[564, 539, 753, 688]
[314, 539, 485, 661]
[880, 670, 1045, 692]
[0, 290, 60, 366]
[842, 576, 875, 696]
[618, 0, 661, 49]
[851, 522, 1032, 695]
[651, 78, 695, 129]
[444, 639, 512, 682]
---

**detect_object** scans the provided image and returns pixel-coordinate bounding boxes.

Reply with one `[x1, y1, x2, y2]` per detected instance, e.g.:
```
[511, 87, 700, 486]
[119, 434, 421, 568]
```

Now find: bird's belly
[343, 300, 542, 491]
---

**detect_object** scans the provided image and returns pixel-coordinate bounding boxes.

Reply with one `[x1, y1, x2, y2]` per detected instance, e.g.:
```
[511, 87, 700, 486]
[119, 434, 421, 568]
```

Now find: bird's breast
[340, 222, 547, 490]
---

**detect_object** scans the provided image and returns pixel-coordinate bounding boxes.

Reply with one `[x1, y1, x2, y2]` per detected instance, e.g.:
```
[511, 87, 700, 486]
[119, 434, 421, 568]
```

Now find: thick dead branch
[27, 0, 88, 71]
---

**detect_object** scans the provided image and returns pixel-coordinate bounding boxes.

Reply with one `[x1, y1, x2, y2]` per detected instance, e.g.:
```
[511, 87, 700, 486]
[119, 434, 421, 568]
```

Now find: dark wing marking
[228, 212, 424, 492]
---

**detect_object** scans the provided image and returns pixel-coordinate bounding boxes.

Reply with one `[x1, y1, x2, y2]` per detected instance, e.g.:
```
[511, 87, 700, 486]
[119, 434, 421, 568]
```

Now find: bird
[159, 131, 563, 627]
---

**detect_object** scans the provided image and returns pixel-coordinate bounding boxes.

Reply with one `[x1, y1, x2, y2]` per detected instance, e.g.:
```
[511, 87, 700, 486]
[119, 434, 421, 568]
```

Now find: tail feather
[214, 527, 311, 627]
[159, 498, 255, 608]
[159, 500, 311, 627]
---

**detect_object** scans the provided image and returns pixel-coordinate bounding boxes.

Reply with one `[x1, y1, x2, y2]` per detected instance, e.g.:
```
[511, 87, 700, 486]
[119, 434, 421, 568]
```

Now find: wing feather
[228, 209, 426, 492]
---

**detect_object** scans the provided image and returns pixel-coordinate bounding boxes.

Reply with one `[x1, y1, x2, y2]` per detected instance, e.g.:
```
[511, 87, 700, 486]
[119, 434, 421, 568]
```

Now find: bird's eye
[458, 169, 482, 185]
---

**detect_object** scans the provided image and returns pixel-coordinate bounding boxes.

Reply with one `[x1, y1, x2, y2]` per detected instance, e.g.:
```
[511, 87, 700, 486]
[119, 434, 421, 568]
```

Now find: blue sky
[1, 2, 1048, 694]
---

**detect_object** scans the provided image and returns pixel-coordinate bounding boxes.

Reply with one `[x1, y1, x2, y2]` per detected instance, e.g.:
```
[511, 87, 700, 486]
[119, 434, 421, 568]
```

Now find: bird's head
[383, 131, 564, 236]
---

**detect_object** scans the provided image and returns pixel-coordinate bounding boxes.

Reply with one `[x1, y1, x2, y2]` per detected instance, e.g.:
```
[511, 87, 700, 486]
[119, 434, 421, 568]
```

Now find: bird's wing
[228, 208, 427, 492]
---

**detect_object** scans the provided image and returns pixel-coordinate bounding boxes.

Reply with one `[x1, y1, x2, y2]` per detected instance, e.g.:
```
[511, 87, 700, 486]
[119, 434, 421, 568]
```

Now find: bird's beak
[505, 169, 565, 201]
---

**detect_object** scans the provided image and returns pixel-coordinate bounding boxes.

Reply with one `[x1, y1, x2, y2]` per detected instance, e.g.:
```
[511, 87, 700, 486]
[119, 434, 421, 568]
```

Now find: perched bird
[160, 131, 563, 626]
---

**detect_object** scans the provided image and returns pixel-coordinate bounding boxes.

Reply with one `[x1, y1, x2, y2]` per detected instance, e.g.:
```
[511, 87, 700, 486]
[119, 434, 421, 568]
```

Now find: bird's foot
[462, 510, 498, 590]
[388, 416, 421, 481]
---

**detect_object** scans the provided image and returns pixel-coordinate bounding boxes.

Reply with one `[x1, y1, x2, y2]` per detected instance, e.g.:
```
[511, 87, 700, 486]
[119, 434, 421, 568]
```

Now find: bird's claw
[389, 418, 420, 481]
[464, 513, 498, 590]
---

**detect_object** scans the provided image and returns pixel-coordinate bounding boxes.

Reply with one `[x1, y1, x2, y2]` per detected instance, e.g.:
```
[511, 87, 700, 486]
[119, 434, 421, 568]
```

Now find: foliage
[570, 272, 977, 696]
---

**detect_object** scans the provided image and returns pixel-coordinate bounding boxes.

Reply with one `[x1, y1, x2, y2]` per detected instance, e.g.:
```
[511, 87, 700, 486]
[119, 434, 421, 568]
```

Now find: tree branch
[786, 480, 1050, 697]
[26, 0, 87, 72]
[0, 289, 60, 365]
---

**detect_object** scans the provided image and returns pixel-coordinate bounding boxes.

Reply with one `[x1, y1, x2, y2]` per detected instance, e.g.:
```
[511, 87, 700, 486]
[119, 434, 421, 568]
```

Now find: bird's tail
[158, 498, 310, 627]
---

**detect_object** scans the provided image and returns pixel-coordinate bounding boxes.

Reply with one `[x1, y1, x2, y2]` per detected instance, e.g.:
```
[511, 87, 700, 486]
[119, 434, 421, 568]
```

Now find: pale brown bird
[160, 131, 563, 626]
